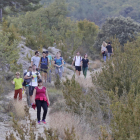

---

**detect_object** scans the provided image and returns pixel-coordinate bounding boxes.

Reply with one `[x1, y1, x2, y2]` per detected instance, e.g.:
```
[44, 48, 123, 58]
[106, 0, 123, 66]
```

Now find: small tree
[94, 16, 140, 51]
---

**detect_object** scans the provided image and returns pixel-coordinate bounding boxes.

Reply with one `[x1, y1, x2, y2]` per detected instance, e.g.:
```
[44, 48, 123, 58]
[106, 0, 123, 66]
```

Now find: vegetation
[41, 0, 140, 26]
[94, 16, 140, 51]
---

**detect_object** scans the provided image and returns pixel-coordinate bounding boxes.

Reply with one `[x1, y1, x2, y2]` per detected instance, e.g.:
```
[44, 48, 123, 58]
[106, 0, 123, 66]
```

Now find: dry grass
[49, 112, 98, 140]
[89, 60, 102, 70]
[12, 101, 25, 119]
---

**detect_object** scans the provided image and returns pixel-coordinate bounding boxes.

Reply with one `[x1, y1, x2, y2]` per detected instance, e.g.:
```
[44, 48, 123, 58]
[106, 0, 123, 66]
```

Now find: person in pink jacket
[32, 79, 50, 124]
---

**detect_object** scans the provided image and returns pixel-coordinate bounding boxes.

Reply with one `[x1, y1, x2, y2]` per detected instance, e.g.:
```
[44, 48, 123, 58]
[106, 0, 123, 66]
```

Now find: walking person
[53, 40, 57, 48]
[31, 79, 50, 124]
[31, 51, 40, 71]
[39, 51, 49, 83]
[101, 41, 107, 62]
[12, 72, 24, 100]
[24, 64, 41, 106]
[53, 52, 64, 79]
[46, 51, 52, 83]
[106, 42, 113, 60]
[81, 54, 89, 78]
[22, 66, 32, 106]
[72, 51, 82, 76]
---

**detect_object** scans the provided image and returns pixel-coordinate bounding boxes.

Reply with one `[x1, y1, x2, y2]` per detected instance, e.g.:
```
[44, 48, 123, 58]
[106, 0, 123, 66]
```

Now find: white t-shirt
[27, 71, 41, 87]
[31, 56, 40, 68]
[73, 56, 82, 66]
[101, 45, 106, 52]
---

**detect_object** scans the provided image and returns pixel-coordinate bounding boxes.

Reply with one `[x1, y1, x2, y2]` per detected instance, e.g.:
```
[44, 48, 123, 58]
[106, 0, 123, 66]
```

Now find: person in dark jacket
[106, 42, 113, 59]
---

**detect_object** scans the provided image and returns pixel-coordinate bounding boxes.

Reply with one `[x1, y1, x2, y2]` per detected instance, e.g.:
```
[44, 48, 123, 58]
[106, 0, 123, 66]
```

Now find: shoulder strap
[75, 56, 76, 61]
[30, 71, 32, 76]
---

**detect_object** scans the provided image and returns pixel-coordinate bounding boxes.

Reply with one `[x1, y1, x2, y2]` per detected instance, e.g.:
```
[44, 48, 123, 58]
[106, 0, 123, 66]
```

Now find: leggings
[36, 100, 48, 121]
[83, 67, 88, 78]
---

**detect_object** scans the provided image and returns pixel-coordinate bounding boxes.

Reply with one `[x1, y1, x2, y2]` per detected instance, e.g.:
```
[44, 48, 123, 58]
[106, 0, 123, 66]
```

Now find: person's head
[56, 52, 60, 58]
[15, 72, 20, 79]
[84, 53, 88, 58]
[35, 51, 39, 56]
[38, 79, 43, 86]
[29, 66, 32, 71]
[54, 40, 56, 43]
[59, 51, 62, 56]
[42, 51, 46, 57]
[46, 51, 48, 56]
[76, 51, 80, 56]
[103, 41, 107, 47]
[108, 42, 111, 45]
[32, 64, 36, 71]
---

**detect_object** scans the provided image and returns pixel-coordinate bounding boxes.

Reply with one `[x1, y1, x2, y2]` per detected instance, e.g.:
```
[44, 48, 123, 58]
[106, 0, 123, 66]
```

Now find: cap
[46, 51, 48, 54]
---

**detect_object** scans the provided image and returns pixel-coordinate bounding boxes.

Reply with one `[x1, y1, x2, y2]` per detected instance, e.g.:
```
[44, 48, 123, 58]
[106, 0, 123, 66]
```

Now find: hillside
[41, 0, 140, 26]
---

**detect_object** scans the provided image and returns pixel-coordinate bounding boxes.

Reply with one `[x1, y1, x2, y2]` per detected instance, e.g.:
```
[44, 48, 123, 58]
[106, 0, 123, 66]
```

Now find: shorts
[40, 67, 48, 73]
[29, 86, 36, 96]
[75, 66, 81, 71]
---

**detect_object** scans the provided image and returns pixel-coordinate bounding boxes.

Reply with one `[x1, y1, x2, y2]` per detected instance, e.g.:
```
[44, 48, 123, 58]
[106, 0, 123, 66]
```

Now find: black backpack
[23, 71, 32, 86]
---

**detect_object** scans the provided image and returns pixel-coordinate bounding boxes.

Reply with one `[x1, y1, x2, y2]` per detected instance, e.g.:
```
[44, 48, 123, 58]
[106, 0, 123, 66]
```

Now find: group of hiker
[11, 40, 114, 124]
[101, 41, 113, 62]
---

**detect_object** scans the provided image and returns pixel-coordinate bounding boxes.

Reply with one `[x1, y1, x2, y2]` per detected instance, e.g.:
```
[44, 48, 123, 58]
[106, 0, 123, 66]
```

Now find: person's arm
[31, 88, 36, 104]
[112, 47, 113, 53]
[72, 57, 75, 67]
[53, 60, 59, 67]
[39, 57, 41, 68]
[24, 72, 33, 79]
[11, 79, 15, 84]
[59, 60, 64, 67]
[45, 89, 50, 105]
[80, 59, 83, 66]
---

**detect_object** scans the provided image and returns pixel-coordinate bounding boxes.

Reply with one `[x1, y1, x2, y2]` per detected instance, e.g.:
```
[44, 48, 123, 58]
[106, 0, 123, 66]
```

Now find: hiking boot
[42, 120, 46, 124]
[38, 121, 41, 124]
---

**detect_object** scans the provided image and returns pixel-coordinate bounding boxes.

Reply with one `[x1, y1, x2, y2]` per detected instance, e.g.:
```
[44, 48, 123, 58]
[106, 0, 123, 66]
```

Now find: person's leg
[19, 89, 22, 100]
[104, 55, 106, 62]
[26, 86, 31, 106]
[84, 67, 88, 78]
[82, 67, 85, 76]
[78, 66, 81, 76]
[36, 100, 42, 122]
[41, 101, 48, 121]
[44, 72, 47, 83]
[49, 70, 52, 83]
[14, 90, 18, 100]
[29, 86, 35, 105]
[83, 67, 86, 78]
[41, 72, 44, 82]
[108, 53, 110, 60]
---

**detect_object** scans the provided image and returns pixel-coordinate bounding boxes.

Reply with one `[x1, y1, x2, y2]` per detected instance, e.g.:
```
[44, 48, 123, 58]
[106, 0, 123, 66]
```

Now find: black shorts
[75, 66, 81, 71]
[40, 67, 48, 73]
[29, 86, 36, 96]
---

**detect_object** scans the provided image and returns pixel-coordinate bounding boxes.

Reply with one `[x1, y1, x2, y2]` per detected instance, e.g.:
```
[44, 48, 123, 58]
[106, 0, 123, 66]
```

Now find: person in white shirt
[72, 51, 82, 76]
[101, 41, 107, 62]
[24, 64, 41, 105]
[31, 51, 40, 71]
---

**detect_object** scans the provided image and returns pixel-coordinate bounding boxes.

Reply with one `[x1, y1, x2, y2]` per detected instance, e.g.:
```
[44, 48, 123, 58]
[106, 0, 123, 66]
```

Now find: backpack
[23, 71, 32, 86]
[54, 57, 63, 64]
[73, 56, 82, 66]
[41, 57, 48, 66]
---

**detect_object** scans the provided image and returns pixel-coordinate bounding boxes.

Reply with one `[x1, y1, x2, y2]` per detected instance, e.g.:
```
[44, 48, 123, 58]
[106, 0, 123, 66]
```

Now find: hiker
[106, 42, 113, 60]
[81, 54, 89, 78]
[101, 41, 107, 62]
[39, 51, 49, 83]
[46, 51, 53, 83]
[53, 40, 57, 48]
[59, 51, 65, 73]
[12, 72, 24, 100]
[22, 66, 32, 106]
[24, 64, 41, 106]
[31, 51, 40, 71]
[72, 51, 82, 76]
[53, 52, 64, 79]
[31, 79, 50, 124]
